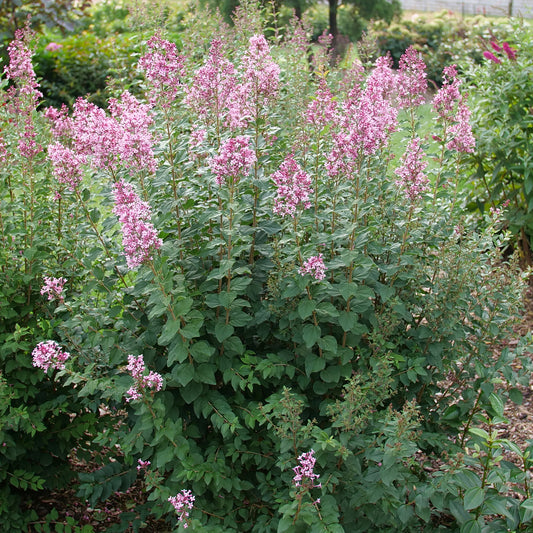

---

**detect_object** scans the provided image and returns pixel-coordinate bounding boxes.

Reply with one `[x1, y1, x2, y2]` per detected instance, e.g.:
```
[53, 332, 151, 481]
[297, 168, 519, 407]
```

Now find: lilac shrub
[2, 5, 532, 532]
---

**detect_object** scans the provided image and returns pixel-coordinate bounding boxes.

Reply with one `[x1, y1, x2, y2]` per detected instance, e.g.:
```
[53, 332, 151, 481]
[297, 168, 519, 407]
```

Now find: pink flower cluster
[125, 354, 163, 402]
[432, 65, 475, 154]
[113, 179, 163, 269]
[397, 46, 428, 110]
[168, 489, 195, 528]
[45, 42, 63, 52]
[209, 136, 256, 186]
[483, 41, 517, 63]
[137, 459, 151, 471]
[185, 35, 279, 129]
[4, 27, 42, 101]
[138, 35, 185, 106]
[32, 340, 70, 372]
[242, 34, 280, 109]
[299, 254, 327, 281]
[48, 143, 85, 191]
[327, 55, 398, 178]
[271, 155, 312, 217]
[40, 276, 66, 302]
[293, 449, 321, 488]
[306, 78, 338, 130]
[394, 137, 429, 201]
[185, 39, 241, 127]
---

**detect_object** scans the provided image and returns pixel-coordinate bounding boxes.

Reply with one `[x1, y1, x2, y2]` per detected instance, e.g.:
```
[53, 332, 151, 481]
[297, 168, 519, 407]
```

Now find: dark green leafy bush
[1, 5, 532, 532]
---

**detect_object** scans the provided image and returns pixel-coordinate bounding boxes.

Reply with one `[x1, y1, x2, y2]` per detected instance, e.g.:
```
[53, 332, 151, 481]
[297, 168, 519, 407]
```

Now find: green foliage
[34, 31, 142, 109]
[369, 11, 515, 85]
[1, 3, 532, 531]
[463, 22, 533, 263]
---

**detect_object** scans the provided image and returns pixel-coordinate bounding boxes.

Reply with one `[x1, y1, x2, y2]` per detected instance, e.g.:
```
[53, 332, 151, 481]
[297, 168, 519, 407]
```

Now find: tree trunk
[328, 0, 338, 38]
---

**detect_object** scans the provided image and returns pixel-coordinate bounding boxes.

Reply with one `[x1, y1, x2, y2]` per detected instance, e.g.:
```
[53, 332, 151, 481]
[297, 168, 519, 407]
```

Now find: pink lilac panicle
[242, 34, 281, 107]
[113, 180, 163, 269]
[271, 155, 313, 218]
[299, 254, 327, 281]
[32, 340, 70, 372]
[138, 34, 185, 106]
[108, 91, 157, 174]
[4, 26, 42, 101]
[185, 39, 240, 127]
[48, 143, 85, 191]
[446, 99, 475, 153]
[44, 105, 75, 139]
[125, 354, 163, 402]
[306, 78, 338, 130]
[397, 45, 428, 109]
[40, 276, 66, 302]
[490, 41, 502, 52]
[293, 449, 321, 488]
[394, 137, 429, 201]
[168, 489, 195, 527]
[45, 42, 63, 52]
[432, 64, 461, 122]
[209, 136, 256, 186]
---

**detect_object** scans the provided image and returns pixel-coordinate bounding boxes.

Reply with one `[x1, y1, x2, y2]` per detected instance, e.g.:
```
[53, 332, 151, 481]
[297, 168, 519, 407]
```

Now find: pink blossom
[45, 42, 63, 52]
[185, 39, 241, 127]
[137, 459, 151, 471]
[432, 65, 461, 122]
[502, 42, 517, 61]
[48, 143, 85, 190]
[168, 489, 195, 527]
[271, 155, 312, 217]
[0, 136, 7, 165]
[32, 340, 70, 372]
[293, 449, 320, 488]
[4, 27, 42, 102]
[124, 354, 163, 402]
[483, 51, 501, 64]
[40, 276, 66, 302]
[113, 179, 162, 269]
[44, 105, 74, 139]
[397, 46, 428, 109]
[446, 100, 475, 153]
[209, 136, 256, 186]
[242, 34, 280, 108]
[108, 91, 157, 174]
[394, 137, 429, 201]
[490, 41, 502, 52]
[306, 78, 338, 130]
[299, 254, 327, 281]
[138, 34, 185, 106]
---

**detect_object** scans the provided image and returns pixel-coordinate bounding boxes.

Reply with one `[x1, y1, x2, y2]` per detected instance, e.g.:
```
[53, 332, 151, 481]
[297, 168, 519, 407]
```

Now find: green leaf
[489, 392, 505, 417]
[521, 498, 533, 511]
[176, 363, 195, 387]
[302, 324, 321, 348]
[190, 341, 214, 362]
[196, 363, 217, 385]
[469, 427, 490, 440]
[338, 311, 357, 332]
[305, 355, 325, 376]
[158, 318, 181, 346]
[509, 388, 523, 405]
[168, 338, 189, 365]
[460, 519, 482, 533]
[464, 487, 485, 511]
[180, 381, 203, 404]
[298, 299, 315, 320]
[215, 322, 234, 343]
